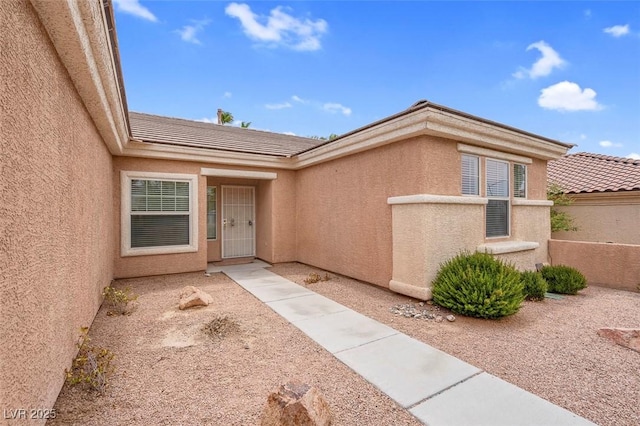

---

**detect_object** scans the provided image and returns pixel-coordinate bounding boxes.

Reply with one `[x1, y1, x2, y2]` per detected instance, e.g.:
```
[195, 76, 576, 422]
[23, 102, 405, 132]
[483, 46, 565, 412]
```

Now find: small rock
[435, 316, 443, 323]
[179, 286, 213, 310]
[414, 314, 421, 319]
[446, 315, 456, 322]
[598, 328, 640, 353]
[418, 302, 425, 307]
[204, 273, 211, 277]
[261, 381, 333, 426]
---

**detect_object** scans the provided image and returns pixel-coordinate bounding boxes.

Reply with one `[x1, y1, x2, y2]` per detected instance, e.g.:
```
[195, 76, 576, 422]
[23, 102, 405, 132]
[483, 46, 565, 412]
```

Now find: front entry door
[221, 186, 255, 258]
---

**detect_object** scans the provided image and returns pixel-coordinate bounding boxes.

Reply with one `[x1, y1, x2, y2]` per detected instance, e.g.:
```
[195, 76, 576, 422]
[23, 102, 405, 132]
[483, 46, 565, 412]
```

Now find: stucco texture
[295, 136, 459, 287]
[0, 0, 114, 416]
[114, 157, 294, 277]
[549, 240, 640, 292]
[552, 193, 640, 245]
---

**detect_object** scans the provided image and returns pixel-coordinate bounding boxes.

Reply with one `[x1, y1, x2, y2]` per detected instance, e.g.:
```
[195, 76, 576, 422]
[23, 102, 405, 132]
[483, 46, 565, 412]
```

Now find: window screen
[207, 186, 217, 240]
[461, 155, 479, 195]
[486, 159, 509, 237]
[513, 164, 526, 198]
[130, 179, 191, 248]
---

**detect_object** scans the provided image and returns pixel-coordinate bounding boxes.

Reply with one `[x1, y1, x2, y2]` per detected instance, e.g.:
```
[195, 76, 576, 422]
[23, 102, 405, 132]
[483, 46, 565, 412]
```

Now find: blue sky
[113, 0, 640, 158]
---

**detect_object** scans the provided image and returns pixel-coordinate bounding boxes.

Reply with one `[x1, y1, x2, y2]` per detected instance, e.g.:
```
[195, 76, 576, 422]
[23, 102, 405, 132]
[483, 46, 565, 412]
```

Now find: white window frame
[461, 154, 480, 196]
[121, 171, 198, 257]
[513, 163, 527, 198]
[485, 158, 510, 238]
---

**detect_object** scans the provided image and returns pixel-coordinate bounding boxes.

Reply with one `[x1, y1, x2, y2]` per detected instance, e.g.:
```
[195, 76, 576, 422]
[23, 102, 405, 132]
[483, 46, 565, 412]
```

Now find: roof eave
[30, 0, 130, 155]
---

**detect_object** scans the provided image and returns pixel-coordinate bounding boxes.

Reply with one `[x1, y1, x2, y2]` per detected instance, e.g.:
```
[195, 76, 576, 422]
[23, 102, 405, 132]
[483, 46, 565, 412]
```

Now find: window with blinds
[207, 186, 217, 240]
[513, 164, 527, 198]
[486, 159, 509, 237]
[130, 179, 191, 248]
[461, 154, 479, 195]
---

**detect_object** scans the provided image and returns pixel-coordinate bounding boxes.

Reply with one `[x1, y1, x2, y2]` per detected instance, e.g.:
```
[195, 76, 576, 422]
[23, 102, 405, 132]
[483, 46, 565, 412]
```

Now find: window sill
[121, 245, 198, 257]
[477, 241, 539, 255]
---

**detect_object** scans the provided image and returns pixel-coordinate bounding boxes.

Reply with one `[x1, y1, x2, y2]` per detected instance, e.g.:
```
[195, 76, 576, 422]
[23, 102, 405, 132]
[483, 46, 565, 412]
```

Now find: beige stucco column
[387, 194, 488, 300]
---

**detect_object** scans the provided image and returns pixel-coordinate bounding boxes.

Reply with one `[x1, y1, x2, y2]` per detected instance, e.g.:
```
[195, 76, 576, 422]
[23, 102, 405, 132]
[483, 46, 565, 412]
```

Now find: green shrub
[65, 327, 115, 394]
[540, 265, 587, 295]
[432, 252, 525, 319]
[521, 271, 547, 301]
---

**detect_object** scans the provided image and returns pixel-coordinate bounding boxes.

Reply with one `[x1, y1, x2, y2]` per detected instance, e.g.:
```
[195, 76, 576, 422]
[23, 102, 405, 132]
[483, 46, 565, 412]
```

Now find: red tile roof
[548, 152, 640, 193]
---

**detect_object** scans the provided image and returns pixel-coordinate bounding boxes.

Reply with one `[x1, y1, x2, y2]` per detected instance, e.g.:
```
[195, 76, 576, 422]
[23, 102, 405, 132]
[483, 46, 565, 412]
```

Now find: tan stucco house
[1, 0, 572, 417]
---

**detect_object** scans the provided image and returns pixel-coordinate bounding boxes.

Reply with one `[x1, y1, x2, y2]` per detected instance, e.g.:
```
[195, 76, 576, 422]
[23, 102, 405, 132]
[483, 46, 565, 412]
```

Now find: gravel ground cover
[51, 262, 639, 425]
[51, 271, 420, 425]
[270, 262, 640, 426]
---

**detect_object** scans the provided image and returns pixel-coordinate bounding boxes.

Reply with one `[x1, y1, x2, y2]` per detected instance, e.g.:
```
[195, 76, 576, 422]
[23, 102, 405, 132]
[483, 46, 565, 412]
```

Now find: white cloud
[323, 103, 352, 116]
[292, 95, 309, 104]
[198, 117, 219, 124]
[604, 24, 630, 37]
[627, 153, 640, 160]
[283, 131, 296, 136]
[538, 81, 602, 112]
[513, 41, 566, 79]
[223, 92, 232, 98]
[580, 134, 587, 140]
[225, 3, 328, 51]
[599, 140, 623, 148]
[175, 19, 210, 45]
[113, 0, 157, 22]
[584, 9, 592, 19]
[265, 102, 292, 110]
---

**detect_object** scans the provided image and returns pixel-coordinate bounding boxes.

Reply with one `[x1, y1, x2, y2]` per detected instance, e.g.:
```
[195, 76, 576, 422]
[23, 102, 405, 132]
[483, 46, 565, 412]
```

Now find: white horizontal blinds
[486, 159, 509, 237]
[207, 186, 217, 240]
[130, 179, 190, 248]
[513, 164, 526, 198]
[461, 154, 479, 195]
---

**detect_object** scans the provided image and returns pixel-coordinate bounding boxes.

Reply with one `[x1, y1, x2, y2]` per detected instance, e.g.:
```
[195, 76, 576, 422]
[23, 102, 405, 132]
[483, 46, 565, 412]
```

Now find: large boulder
[597, 328, 640, 353]
[261, 381, 333, 426]
[178, 286, 213, 310]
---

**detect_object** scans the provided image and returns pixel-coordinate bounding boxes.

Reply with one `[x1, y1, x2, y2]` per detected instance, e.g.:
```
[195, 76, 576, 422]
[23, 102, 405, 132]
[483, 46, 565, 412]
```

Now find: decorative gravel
[271, 262, 640, 426]
[51, 263, 640, 426]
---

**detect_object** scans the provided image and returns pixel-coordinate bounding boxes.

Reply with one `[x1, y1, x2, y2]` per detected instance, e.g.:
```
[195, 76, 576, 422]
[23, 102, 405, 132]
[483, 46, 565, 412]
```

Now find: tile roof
[129, 112, 324, 157]
[548, 152, 640, 193]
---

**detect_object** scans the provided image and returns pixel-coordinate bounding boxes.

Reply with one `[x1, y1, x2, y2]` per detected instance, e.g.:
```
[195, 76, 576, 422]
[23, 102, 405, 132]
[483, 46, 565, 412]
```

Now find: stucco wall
[549, 240, 640, 292]
[295, 136, 459, 287]
[0, 0, 114, 415]
[551, 193, 640, 245]
[114, 157, 293, 275]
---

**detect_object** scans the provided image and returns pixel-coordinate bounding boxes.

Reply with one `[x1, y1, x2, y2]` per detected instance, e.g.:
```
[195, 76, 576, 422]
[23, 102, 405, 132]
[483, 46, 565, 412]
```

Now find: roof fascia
[424, 108, 570, 160]
[122, 140, 296, 170]
[30, 0, 129, 155]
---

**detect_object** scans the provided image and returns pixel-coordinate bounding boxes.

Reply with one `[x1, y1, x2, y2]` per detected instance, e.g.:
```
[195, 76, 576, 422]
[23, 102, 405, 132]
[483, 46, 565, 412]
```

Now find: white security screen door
[221, 186, 255, 258]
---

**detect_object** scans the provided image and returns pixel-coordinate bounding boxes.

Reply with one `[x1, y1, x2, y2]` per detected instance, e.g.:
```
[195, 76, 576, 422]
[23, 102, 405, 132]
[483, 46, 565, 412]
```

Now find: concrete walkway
[218, 261, 596, 426]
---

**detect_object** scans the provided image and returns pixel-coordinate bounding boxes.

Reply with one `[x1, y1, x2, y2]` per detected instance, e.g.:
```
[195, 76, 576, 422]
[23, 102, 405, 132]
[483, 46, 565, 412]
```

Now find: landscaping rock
[261, 381, 333, 426]
[446, 315, 456, 322]
[597, 328, 640, 353]
[179, 286, 213, 310]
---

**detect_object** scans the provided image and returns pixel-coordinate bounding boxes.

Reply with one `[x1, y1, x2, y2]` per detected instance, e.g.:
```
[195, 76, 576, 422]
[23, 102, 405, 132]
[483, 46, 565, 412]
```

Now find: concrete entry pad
[410, 372, 597, 426]
[292, 309, 399, 353]
[335, 333, 481, 408]
[267, 293, 348, 322]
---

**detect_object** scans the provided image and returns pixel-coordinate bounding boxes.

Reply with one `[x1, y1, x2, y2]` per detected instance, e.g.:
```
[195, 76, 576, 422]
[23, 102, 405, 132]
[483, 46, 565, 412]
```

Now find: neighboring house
[548, 153, 640, 245]
[1, 0, 571, 417]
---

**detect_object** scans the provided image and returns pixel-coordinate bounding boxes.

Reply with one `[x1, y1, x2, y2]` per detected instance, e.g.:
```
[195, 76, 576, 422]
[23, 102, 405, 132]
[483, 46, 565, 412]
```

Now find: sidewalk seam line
[406, 370, 485, 410]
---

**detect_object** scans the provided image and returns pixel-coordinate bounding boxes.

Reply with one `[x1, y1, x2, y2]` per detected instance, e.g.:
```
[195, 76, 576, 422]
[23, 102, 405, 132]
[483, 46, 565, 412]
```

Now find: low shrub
[65, 327, 115, 394]
[521, 270, 547, 301]
[432, 252, 525, 319]
[102, 285, 138, 315]
[540, 265, 587, 295]
[303, 272, 331, 284]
